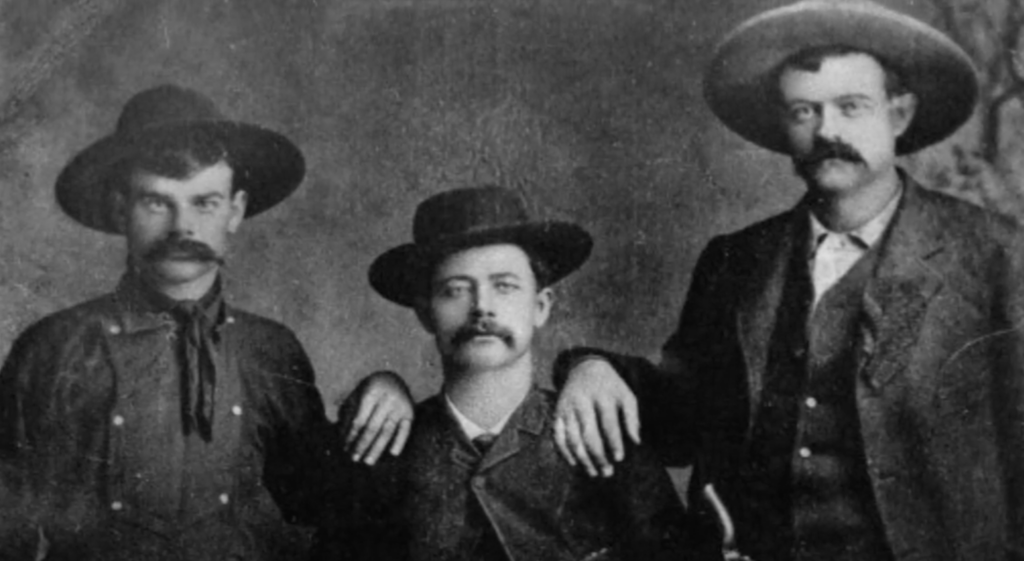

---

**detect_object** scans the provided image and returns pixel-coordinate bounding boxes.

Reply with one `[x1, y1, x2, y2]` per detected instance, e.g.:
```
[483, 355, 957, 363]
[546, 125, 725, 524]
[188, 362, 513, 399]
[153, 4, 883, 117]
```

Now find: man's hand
[553, 358, 640, 478]
[338, 371, 414, 465]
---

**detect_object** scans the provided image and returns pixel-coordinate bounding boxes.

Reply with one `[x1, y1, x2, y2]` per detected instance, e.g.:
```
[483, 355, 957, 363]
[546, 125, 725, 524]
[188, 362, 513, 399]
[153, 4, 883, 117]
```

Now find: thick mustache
[143, 237, 222, 264]
[452, 321, 514, 347]
[796, 138, 865, 168]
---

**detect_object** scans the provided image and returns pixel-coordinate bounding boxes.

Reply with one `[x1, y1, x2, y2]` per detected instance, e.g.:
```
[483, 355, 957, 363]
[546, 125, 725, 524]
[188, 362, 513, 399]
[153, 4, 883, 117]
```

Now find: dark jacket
[314, 387, 696, 561]
[562, 178, 1024, 561]
[0, 280, 333, 560]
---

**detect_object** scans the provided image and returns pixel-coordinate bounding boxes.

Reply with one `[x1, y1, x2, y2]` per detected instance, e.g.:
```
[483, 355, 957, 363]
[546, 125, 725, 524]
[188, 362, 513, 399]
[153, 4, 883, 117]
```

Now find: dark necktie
[172, 301, 218, 442]
[473, 433, 497, 457]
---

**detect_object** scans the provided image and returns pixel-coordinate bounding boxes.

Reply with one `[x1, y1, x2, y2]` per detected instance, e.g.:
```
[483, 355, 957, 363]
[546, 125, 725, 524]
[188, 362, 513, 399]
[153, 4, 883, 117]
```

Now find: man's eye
[495, 281, 519, 293]
[196, 198, 219, 211]
[788, 106, 814, 122]
[439, 285, 468, 298]
[840, 100, 869, 116]
[140, 198, 168, 211]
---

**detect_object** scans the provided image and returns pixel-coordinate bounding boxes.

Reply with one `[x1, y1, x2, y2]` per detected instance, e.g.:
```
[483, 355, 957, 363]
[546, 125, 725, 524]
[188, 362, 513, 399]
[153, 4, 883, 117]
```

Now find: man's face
[419, 243, 552, 376]
[779, 53, 916, 198]
[121, 161, 247, 290]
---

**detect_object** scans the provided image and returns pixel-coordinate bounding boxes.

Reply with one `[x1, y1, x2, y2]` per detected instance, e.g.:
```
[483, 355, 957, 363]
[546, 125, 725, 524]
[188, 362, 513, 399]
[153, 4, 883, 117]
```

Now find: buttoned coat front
[313, 388, 695, 561]
[602, 178, 1024, 561]
[0, 282, 332, 561]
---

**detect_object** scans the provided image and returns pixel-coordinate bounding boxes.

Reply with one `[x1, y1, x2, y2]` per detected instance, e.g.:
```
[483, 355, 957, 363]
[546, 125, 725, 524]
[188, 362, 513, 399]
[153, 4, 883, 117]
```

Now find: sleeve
[0, 322, 60, 558]
[553, 236, 747, 468]
[259, 327, 399, 538]
[995, 231, 1024, 561]
[259, 328, 345, 526]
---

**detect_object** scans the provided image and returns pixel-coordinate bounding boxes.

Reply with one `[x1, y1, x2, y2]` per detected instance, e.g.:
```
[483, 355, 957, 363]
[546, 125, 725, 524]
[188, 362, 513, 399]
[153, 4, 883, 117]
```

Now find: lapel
[478, 389, 546, 473]
[438, 388, 547, 474]
[735, 206, 805, 416]
[734, 177, 948, 407]
[858, 178, 945, 390]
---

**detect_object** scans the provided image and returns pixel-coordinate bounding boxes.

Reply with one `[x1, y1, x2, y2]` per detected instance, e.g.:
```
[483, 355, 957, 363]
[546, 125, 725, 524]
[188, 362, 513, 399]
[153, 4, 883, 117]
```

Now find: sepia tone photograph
[0, 0, 1021, 559]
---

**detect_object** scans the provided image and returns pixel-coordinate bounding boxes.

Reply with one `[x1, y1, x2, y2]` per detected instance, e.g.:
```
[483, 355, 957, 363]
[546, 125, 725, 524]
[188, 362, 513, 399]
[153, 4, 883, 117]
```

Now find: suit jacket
[0, 279, 333, 560]
[314, 387, 696, 561]
[564, 176, 1024, 561]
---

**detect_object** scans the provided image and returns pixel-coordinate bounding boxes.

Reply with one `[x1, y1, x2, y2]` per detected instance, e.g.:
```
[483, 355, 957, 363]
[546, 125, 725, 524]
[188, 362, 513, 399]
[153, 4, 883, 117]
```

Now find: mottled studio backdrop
[0, 0, 1020, 412]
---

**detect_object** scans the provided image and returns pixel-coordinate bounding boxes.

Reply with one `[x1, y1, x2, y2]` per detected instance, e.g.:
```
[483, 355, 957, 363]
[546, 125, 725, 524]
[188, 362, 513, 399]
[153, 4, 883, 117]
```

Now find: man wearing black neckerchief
[0, 84, 413, 560]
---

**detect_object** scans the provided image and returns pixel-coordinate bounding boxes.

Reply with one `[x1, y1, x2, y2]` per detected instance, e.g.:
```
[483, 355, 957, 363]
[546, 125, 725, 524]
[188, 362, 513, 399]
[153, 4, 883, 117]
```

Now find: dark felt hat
[55, 84, 305, 234]
[704, 0, 979, 155]
[369, 186, 593, 307]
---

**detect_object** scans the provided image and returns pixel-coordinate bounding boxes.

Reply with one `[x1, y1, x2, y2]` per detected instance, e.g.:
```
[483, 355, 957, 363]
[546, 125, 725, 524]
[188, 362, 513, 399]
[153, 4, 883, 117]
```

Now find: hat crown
[412, 185, 530, 244]
[114, 84, 226, 135]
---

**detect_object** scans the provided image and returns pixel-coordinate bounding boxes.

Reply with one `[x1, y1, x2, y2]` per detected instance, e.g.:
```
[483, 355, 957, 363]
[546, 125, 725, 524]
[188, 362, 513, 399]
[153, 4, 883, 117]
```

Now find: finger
[565, 409, 598, 477]
[389, 418, 412, 456]
[580, 404, 613, 477]
[621, 392, 641, 445]
[553, 417, 576, 467]
[351, 403, 390, 460]
[345, 393, 380, 447]
[597, 399, 625, 463]
[362, 418, 398, 466]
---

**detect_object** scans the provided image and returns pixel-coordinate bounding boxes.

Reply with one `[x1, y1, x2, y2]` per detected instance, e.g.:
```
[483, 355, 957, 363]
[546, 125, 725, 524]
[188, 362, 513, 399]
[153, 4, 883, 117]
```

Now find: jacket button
[112, 415, 125, 427]
[231, 405, 243, 416]
[471, 476, 486, 489]
[108, 325, 122, 335]
[219, 493, 230, 505]
[798, 447, 812, 459]
[111, 501, 123, 511]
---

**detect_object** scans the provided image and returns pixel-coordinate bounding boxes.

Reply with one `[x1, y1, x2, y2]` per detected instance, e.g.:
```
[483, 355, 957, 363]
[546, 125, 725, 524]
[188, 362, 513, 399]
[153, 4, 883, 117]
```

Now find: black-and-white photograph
[0, 0, 1021, 560]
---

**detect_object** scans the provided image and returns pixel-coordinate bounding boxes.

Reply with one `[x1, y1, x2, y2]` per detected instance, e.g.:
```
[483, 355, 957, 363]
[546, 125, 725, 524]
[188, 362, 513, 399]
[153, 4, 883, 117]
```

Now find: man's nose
[470, 286, 495, 317]
[170, 206, 197, 236]
[815, 104, 842, 141]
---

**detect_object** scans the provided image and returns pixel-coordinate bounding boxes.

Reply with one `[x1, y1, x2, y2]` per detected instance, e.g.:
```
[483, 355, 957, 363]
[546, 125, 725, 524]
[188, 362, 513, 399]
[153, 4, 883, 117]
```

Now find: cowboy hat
[55, 84, 305, 234]
[369, 185, 593, 307]
[704, 0, 979, 155]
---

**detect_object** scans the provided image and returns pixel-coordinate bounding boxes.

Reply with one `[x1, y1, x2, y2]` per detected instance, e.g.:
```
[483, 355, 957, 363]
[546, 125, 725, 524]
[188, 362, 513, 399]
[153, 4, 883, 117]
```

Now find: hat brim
[369, 222, 593, 307]
[704, 0, 979, 155]
[55, 120, 305, 234]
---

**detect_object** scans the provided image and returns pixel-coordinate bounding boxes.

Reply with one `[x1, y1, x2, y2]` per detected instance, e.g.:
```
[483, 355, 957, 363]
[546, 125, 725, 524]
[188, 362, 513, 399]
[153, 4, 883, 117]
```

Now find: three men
[554, 2, 1024, 560]
[315, 186, 694, 561]
[0, 85, 410, 560]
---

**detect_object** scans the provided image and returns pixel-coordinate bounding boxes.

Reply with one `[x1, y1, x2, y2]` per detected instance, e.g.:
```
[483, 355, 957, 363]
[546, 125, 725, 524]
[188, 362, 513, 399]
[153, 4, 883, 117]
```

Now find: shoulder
[911, 183, 1019, 248]
[702, 209, 797, 264]
[8, 293, 117, 351]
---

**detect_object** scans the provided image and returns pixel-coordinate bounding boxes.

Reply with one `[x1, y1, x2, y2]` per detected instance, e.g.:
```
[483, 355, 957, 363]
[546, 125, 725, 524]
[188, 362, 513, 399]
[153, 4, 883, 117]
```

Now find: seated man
[313, 185, 699, 561]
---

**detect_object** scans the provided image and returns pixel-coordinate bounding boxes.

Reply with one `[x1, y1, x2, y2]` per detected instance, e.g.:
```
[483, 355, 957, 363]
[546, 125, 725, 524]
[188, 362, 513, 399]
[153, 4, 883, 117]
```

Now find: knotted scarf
[172, 300, 219, 442]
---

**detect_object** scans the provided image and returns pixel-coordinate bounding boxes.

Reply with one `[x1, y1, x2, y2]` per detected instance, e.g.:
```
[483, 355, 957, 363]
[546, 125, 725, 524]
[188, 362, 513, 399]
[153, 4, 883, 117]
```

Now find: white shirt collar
[809, 186, 902, 251]
[444, 393, 517, 440]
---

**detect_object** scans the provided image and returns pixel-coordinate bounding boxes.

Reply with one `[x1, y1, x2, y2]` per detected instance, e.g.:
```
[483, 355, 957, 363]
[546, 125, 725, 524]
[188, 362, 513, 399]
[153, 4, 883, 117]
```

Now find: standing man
[314, 186, 696, 561]
[0, 84, 412, 560]
[554, 2, 1024, 560]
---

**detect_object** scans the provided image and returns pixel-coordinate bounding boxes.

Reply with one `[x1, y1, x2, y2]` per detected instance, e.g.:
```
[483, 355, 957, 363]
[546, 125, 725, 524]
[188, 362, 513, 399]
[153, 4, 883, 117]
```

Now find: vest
[739, 233, 893, 561]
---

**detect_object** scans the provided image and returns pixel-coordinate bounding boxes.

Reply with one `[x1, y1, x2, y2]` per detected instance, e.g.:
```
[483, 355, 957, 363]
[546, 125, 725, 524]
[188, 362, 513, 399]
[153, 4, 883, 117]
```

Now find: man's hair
[768, 45, 910, 106]
[107, 130, 237, 203]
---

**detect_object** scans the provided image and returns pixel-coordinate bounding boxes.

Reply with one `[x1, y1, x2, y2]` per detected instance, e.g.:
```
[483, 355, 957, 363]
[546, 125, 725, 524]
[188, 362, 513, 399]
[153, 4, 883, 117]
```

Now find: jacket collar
[737, 171, 947, 405]
[111, 272, 228, 334]
[429, 386, 548, 473]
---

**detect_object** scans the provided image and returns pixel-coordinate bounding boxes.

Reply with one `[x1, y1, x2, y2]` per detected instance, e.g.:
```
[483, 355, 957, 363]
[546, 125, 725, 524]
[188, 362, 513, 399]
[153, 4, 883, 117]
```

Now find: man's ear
[534, 287, 554, 329]
[227, 190, 248, 234]
[414, 297, 436, 335]
[889, 92, 918, 138]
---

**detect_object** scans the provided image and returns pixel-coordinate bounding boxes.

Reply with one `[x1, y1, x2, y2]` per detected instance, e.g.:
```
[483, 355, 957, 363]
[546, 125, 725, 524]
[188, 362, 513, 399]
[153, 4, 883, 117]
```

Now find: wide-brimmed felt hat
[704, 0, 979, 155]
[56, 84, 305, 234]
[370, 185, 593, 307]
